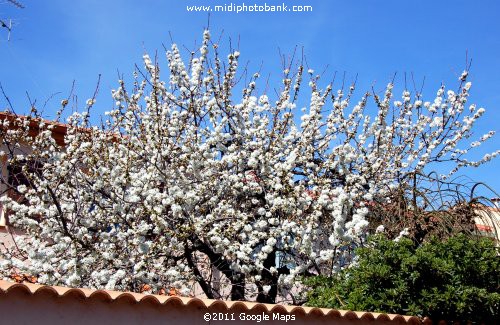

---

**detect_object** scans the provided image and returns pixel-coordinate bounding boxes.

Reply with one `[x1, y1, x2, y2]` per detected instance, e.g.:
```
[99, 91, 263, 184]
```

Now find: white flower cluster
[0, 30, 496, 303]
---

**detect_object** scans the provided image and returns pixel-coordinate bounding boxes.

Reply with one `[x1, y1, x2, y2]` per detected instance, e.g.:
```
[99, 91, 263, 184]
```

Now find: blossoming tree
[0, 30, 497, 303]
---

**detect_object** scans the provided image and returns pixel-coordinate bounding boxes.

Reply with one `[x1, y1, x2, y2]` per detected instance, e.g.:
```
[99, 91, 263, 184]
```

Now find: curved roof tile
[0, 280, 428, 323]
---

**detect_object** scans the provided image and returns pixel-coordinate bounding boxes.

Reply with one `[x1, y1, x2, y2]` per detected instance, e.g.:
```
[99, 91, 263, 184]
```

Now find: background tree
[305, 234, 500, 323]
[0, 29, 497, 303]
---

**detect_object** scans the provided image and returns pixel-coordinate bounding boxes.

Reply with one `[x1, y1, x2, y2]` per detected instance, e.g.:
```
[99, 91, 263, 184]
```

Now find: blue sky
[0, 0, 499, 196]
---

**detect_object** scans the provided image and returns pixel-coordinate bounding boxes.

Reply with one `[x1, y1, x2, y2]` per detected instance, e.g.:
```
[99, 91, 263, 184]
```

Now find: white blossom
[0, 31, 495, 304]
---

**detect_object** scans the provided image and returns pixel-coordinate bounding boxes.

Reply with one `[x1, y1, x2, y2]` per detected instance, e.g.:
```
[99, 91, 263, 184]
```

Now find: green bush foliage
[305, 234, 500, 323]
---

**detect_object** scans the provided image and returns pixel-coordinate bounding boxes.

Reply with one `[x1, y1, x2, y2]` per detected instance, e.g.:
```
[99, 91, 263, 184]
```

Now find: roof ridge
[0, 280, 427, 323]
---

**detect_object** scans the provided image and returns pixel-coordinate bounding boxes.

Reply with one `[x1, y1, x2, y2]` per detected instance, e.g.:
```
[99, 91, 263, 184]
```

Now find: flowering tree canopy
[0, 30, 498, 303]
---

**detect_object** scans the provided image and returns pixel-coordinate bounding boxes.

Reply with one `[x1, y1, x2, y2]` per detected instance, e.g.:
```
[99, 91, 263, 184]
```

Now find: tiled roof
[0, 111, 70, 131]
[0, 111, 123, 145]
[0, 111, 69, 146]
[0, 280, 428, 324]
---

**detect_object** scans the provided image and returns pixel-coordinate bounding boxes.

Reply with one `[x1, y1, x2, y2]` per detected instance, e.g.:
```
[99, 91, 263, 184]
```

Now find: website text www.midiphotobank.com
[186, 2, 313, 13]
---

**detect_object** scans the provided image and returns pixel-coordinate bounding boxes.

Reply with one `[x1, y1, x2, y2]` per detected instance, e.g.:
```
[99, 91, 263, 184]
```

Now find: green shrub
[305, 234, 500, 323]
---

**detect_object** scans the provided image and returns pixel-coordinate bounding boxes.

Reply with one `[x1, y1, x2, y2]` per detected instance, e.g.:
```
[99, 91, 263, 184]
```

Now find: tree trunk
[256, 251, 278, 304]
[191, 235, 246, 301]
[230, 274, 246, 301]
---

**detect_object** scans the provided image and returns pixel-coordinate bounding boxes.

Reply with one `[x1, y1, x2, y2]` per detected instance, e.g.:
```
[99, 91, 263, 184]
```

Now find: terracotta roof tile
[0, 280, 427, 323]
[0, 111, 69, 146]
